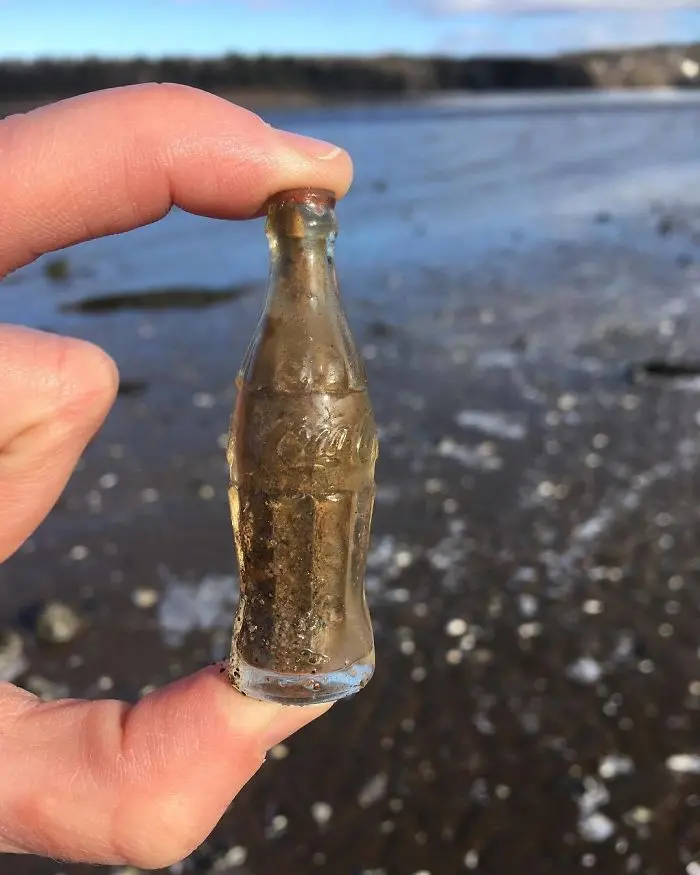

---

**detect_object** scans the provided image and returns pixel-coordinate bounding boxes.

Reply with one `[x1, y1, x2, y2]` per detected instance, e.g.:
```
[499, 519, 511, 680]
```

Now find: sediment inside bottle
[229, 389, 377, 677]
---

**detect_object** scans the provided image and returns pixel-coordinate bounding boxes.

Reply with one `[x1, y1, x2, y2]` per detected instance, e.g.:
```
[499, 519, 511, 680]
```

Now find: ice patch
[567, 656, 603, 685]
[543, 449, 689, 589]
[598, 754, 635, 780]
[157, 568, 238, 646]
[576, 776, 614, 843]
[365, 535, 417, 603]
[358, 773, 389, 808]
[455, 410, 526, 441]
[475, 349, 519, 370]
[578, 812, 615, 843]
[0, 632, 28, 683]
[666, 753, 700, 775]
[437, 437, 502, 471]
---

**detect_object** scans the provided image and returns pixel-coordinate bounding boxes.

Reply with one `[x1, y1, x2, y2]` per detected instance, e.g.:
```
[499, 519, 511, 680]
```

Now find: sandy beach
[1, 92, 700, 874]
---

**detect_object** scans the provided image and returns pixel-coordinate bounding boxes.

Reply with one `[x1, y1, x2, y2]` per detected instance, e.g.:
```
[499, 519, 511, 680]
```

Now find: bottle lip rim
[266, 188, 337, 210]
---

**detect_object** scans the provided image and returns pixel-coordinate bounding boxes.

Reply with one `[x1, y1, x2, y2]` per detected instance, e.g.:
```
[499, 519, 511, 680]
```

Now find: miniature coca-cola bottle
[227, 188, 378, 705]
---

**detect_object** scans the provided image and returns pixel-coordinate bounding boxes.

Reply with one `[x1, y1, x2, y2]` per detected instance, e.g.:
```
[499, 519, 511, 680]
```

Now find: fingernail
[208, 666, 286, 731]
[275, 129, 345, 161]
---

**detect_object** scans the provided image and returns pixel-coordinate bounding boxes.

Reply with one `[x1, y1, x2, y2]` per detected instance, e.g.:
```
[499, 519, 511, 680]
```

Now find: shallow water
[1, 91, 700, 875]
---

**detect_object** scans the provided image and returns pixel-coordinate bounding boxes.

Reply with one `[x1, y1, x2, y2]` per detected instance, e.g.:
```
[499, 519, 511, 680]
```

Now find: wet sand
[1, 94, 700, 874]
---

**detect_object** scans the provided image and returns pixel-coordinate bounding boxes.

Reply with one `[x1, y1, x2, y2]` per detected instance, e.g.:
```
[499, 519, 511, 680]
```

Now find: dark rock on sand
[60, 284, 257, 314]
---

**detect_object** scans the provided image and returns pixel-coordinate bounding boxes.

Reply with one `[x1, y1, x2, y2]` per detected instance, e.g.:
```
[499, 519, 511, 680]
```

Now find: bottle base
[229, 658, 374, 706]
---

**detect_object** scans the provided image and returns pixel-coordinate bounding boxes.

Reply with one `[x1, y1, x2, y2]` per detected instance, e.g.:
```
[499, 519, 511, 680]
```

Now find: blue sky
[1, 0, 699, 59]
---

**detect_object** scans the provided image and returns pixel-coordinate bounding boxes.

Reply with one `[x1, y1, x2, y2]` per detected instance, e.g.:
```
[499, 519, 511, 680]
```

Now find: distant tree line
[0, 54, 593, 103]
[0, 46, 698, 105]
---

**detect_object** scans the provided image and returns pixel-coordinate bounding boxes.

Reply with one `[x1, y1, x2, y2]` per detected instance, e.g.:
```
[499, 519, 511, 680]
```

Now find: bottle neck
[240, 190, 365, 394]
[267, 235, 337, 304]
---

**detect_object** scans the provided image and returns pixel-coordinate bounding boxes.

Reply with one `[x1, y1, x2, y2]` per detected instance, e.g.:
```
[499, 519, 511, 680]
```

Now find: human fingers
[0, 82, 353, 278]
[0, 325, 118, 563]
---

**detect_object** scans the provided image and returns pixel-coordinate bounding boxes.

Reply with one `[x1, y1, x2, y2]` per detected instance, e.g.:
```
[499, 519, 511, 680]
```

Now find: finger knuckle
[51, 336, 118, 425]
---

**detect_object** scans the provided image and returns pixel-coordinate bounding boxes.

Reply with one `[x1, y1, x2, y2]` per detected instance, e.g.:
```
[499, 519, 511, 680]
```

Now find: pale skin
[0, 83, 353, 869]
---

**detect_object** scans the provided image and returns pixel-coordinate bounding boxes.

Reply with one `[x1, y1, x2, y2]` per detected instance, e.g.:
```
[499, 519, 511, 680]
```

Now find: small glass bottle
[227, 188, 378, 705]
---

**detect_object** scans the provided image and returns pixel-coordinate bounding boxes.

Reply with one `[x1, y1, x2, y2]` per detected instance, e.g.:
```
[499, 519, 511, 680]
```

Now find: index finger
[0, 83, 353, 278]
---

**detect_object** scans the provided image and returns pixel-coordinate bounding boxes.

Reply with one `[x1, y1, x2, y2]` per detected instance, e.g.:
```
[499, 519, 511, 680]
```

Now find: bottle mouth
[266, 188, 338, 239]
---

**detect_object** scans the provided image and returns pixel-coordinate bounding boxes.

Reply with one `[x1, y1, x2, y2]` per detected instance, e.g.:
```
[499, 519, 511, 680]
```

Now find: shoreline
[1, 43, 699, 113]
[3, 85, 700, 120]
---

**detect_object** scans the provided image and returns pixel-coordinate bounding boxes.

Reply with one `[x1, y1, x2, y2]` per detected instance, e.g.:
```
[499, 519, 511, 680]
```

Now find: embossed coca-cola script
[268, 410, 376, 468]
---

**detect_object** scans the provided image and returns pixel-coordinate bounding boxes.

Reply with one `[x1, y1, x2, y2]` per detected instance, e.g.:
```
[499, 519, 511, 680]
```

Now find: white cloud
[527, 11, 675, 49]
[423, 0, 700, 11]
[432, 6, 679, 53]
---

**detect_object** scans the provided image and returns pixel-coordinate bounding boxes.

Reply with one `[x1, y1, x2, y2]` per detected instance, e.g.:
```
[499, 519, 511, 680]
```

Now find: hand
[0, 84, 352, 869]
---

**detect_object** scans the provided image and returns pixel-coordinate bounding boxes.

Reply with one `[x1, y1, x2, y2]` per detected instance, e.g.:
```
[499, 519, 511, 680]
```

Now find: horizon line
[1, 39, 698, 65]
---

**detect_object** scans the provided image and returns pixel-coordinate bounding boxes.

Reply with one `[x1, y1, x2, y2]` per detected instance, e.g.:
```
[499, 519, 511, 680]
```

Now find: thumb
[0, 667, 329, 868]
[0, 324, 118, 562]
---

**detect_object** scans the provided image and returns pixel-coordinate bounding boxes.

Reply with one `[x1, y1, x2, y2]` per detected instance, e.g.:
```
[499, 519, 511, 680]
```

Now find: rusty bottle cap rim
[266, 188, 338, 240]
[266, 188, 337, 208]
